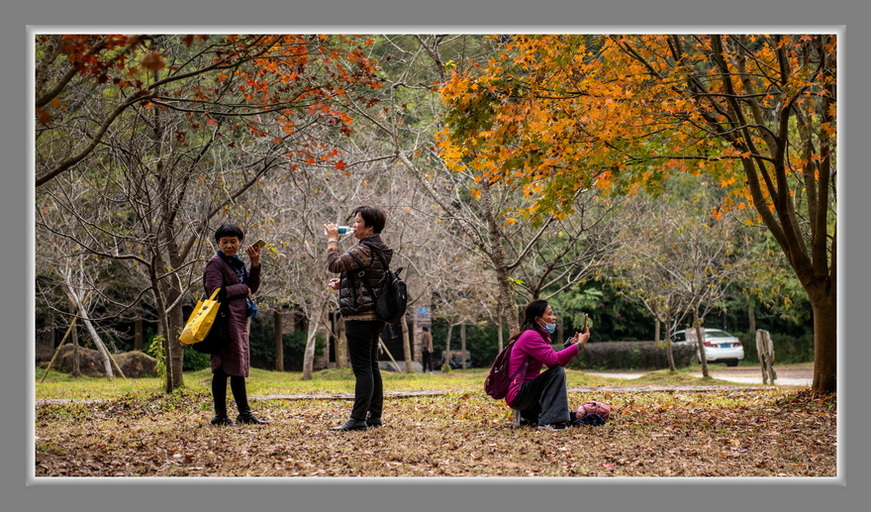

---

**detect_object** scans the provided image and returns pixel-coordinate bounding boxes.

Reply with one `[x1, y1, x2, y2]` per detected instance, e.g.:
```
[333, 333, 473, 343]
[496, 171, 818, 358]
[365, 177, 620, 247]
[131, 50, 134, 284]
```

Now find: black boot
[230, 376, 266, 424]
[211, 370, 233, 425]
[330, 418, 368, 431]
[366, 412, 382, 428]
[210, 414, 234, 426]
[236, 410, 268, 425]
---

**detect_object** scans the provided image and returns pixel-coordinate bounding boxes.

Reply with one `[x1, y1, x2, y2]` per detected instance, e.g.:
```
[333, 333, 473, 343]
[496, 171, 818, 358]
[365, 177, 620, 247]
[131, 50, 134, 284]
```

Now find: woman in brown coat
[203, 223, 266, 426]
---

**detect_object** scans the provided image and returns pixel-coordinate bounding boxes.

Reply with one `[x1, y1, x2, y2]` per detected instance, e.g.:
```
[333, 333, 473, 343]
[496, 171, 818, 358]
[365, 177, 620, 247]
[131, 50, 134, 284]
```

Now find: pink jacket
[505, 327, 580, 407]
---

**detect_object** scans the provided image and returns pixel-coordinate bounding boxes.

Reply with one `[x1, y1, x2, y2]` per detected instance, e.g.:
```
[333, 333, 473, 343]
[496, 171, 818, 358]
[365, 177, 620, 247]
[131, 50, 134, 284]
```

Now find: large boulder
[114, 351, 158, 378]
[53, 345, 157, 378]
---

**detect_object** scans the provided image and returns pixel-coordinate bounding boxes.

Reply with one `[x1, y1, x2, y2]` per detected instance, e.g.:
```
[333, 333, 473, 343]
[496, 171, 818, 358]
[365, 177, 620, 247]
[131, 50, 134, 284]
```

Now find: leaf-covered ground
[34, 387, 836, 478]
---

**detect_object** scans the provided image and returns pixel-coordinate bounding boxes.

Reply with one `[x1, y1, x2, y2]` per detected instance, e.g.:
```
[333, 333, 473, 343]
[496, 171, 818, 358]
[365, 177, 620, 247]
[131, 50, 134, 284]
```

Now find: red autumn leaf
[140, 52, 166, 72]
[36, 108, 53, 126]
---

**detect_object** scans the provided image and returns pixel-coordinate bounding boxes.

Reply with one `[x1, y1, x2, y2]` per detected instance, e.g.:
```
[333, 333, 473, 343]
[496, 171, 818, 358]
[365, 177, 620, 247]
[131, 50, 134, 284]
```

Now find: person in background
[505, 300, 589, 431]
[420, 326, 434, 373]
[325, 206, 393, 431]
[203, 223, 267, 426]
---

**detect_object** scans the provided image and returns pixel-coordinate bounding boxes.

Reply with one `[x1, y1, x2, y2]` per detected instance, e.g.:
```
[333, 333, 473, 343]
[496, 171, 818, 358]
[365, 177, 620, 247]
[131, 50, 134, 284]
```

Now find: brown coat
[203, 253, 261, 377]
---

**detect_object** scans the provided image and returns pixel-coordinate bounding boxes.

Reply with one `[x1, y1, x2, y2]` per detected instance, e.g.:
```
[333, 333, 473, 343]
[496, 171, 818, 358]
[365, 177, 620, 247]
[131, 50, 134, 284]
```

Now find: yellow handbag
[179, 287, 222, 345]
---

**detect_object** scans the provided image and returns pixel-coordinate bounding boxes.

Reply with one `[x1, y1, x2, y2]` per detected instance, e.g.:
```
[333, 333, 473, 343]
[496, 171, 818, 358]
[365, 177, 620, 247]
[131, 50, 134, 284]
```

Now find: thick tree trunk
[810, 290, 836, 393]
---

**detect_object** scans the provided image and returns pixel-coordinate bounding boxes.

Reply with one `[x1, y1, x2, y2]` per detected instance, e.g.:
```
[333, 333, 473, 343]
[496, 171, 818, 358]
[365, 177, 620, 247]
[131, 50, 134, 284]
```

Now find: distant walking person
[325, 206, 393, 431]
[420, 327, 434, 373]
[203, 223, 267, 426]
[506, 300, 589, 431]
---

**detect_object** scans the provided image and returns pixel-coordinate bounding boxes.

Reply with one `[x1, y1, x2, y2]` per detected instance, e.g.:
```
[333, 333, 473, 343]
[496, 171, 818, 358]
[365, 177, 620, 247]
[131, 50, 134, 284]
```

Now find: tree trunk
[335, 316, 348, 368]
[71, 321, 81, 377]
[302, 305, 324, 380]
[63, 283, 114, 379]
[134, 316, 143, 352]
[810, 289, 836, 392]
[747, 298, 757, 335]
[274, 309, 284, 371]
[442, 323, 454, 371]
[460, 322, 468, 369]
[657, 318, 677, 372]
[692, 310, 710, 378]
[401, 317, 413, 373]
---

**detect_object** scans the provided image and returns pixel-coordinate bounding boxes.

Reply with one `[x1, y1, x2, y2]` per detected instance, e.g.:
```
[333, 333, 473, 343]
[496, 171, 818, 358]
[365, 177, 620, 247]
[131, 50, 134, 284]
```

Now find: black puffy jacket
[328, 235, 393, 318]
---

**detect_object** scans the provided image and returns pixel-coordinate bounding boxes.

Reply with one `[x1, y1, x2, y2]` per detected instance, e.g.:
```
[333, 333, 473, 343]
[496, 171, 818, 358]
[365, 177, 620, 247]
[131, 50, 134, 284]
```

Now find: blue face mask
[543, 323, 556, 334]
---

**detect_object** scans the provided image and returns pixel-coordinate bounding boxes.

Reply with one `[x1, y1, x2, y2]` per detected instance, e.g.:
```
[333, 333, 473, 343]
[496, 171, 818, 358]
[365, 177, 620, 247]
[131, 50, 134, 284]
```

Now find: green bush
[248, 315, 324, 371]
[183, 344, 211, 371]
[565, 341, 697, 371]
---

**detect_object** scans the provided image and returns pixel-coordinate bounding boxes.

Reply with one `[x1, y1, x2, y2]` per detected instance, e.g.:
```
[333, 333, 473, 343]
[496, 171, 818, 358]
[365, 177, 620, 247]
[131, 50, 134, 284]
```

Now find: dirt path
[588, 365, 812, 386]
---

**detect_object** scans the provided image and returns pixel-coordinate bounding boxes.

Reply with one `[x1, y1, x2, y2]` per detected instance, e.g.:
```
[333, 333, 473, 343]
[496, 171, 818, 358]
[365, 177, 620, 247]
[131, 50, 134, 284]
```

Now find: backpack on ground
[484, 340, 527, 400]
[359, 245, 408, 324]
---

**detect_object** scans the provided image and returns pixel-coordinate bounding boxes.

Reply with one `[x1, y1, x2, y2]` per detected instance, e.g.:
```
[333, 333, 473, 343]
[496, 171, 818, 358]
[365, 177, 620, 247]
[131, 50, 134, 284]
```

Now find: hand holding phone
[253, 239, 266, 250]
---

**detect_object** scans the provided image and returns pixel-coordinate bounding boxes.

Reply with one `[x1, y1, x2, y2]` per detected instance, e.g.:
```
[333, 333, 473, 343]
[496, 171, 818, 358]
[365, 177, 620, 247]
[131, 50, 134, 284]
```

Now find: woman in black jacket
[324, 206, 393, 431]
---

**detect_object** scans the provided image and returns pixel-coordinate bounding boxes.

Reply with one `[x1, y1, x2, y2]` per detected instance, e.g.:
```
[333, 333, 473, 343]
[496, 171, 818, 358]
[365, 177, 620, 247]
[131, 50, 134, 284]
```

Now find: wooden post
[756, 329, 777, 384]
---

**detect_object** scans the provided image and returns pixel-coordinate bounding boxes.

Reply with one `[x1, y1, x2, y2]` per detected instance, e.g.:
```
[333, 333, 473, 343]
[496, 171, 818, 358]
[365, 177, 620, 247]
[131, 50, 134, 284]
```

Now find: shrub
[183, 344, 211, 371]
[566, 341, 697, 370]
[248, 315, 325, 371]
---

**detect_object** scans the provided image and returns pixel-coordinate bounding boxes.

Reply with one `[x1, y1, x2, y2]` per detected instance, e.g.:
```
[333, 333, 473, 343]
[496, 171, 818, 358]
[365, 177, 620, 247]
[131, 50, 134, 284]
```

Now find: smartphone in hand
[253, 239, 267, 250]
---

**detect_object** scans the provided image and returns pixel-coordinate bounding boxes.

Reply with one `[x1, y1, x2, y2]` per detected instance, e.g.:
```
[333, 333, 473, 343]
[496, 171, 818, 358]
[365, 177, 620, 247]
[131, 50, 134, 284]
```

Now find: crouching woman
[505, 300, 589, 431]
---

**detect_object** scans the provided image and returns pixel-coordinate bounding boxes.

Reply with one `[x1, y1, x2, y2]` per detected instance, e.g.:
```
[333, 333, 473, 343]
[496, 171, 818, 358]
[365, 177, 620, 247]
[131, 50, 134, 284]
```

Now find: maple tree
[438, 34, 837, 392]
[35, 34, 381, 188]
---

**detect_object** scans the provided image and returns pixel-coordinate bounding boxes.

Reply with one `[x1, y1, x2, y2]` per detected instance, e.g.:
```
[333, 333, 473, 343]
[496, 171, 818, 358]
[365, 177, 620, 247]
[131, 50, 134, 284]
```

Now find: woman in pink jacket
[505, 300, 590, 431]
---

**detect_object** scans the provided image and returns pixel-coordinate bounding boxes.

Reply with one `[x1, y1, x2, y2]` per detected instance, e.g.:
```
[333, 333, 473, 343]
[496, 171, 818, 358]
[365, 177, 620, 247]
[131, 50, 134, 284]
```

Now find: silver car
[671, 328, 744, 367]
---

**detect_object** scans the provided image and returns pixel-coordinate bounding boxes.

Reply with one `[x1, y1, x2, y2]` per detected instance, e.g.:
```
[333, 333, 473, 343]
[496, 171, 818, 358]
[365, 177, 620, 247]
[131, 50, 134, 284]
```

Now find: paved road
[588, 366, 812, 386]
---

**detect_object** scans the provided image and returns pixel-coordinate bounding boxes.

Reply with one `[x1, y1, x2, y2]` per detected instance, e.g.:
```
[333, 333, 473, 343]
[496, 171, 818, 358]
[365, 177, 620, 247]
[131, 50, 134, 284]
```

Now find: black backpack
[359, 245, 408, 324]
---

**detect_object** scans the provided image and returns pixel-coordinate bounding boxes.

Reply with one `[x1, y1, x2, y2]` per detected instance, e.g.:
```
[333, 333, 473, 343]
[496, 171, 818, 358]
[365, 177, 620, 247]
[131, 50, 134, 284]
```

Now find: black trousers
[211, 367, 250, 415]
[422, 349, 432, 372]
[510, 365, 571, 426]
[345, 320, 387, 421]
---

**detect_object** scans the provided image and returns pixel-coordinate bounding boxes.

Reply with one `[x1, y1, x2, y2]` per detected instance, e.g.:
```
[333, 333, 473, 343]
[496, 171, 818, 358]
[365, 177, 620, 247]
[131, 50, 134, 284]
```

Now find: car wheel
[725, 359, 739, 367]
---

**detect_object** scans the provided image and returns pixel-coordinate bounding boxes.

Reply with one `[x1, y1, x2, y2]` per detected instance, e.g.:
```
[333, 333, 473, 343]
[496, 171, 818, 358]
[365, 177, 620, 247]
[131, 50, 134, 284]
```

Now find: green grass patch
[36, 365, 729, 401]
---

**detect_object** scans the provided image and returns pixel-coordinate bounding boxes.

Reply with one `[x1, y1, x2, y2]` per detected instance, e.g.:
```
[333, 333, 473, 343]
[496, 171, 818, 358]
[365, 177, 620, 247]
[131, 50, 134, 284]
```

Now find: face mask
[543, 323, 556, 334]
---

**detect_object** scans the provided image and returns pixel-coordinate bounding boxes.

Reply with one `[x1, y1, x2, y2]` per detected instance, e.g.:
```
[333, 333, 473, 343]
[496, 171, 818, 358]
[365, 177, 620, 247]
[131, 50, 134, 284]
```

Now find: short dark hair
[352, 206, 387, 234]
[214, 223, 245, 242]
